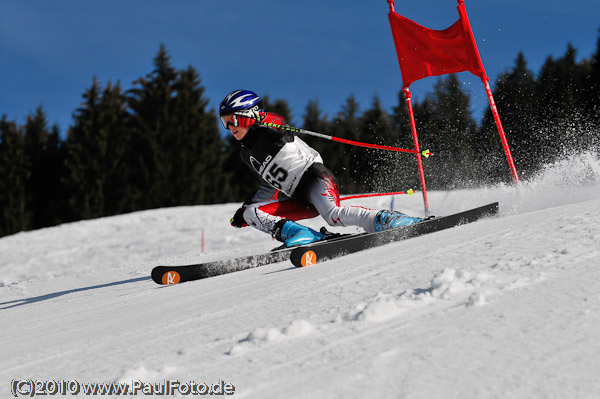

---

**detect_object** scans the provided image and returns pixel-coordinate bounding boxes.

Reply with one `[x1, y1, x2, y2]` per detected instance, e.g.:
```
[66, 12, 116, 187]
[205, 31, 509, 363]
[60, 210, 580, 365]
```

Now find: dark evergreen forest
[1, 35, 600, 237]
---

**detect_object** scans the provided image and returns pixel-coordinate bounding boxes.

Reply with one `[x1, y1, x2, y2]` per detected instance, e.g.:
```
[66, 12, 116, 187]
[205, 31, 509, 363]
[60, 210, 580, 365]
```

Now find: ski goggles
[220, 113, 239, 129]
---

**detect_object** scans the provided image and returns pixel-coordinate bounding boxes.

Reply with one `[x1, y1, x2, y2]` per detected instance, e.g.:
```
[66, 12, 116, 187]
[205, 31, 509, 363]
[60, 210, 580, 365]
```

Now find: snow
[2, 153, 600, 398]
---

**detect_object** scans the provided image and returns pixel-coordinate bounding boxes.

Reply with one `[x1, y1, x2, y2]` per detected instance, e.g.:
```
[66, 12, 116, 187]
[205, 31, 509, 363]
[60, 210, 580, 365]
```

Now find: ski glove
[260, 112, 286, 126]
[230, 206, 248, 228]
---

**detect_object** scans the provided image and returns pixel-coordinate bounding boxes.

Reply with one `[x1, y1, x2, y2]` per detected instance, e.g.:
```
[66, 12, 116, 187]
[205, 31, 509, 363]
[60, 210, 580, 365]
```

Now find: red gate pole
[457, 0, 520, 183]
[483, 79, 520, 183]
[387, 0, 429, 215]
[403, 87, 430, 215]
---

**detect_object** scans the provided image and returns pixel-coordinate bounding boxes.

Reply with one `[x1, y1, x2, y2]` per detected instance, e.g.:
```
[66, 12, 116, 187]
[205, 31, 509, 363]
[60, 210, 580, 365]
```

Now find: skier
[221, 89, 424, 247]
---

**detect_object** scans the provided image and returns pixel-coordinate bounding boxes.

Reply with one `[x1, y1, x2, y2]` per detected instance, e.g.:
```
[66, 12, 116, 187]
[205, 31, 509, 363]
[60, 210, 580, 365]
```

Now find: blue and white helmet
[219, 90, 264, 118]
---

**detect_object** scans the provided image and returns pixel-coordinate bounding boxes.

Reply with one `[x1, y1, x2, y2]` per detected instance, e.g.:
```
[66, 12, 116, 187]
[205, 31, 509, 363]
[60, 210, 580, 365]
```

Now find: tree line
[1, 36, 599, 238]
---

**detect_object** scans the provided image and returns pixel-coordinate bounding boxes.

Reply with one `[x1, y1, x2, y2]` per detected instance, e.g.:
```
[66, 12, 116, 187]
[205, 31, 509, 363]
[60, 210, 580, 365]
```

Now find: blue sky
[1, 0, 599, 134]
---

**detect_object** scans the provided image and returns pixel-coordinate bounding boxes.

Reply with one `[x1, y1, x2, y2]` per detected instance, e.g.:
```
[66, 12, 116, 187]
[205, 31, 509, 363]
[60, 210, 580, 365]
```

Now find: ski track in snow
[2, 153, 600, 398]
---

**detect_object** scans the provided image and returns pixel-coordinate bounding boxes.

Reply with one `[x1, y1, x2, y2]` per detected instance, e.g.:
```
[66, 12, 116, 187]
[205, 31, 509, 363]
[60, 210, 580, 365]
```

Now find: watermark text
[10, 378, 235, 396]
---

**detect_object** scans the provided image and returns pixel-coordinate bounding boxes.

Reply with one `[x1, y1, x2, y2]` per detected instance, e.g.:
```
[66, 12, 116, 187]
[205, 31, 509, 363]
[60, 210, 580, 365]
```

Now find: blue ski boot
[274, 220, 326, 247]
[373, 210, 424, 232]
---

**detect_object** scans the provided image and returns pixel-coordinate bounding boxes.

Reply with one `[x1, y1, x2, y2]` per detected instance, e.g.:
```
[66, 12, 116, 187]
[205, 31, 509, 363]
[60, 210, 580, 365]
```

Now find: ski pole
[259, 122, 431, 158]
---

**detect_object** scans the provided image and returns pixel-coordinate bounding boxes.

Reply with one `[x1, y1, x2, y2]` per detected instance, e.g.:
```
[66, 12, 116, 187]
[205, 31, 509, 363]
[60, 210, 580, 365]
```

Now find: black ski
[151, 248, 293, 285]
[289, 202, 499, 267]
[151, 231, 350, 285]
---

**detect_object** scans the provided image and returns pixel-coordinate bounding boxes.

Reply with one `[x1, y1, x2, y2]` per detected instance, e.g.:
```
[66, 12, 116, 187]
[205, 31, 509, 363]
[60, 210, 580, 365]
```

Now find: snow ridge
[228, 319, 315, 356]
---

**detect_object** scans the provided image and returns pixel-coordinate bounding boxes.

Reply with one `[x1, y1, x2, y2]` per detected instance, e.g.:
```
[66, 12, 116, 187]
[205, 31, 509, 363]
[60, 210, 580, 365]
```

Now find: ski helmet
[219, 90, 263, 117]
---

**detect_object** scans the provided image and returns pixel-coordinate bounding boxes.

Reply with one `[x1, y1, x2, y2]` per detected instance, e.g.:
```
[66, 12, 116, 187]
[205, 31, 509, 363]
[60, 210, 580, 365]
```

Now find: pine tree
[64, 78, 130, 220]
[358, 95, 398, 192]
[416, 75, 478, 189]
[590, 29, 600, 124]
[126, 44, 180, 209]
[301, 99, 331, 167]
[479, 52, 537, 181]
[328, 95, 362, 193]
[303, 99, 329, 133]
[169, 66, 224, 204]
[23, 106, 56, 229]
[0, 116, 30, 235]
[534, 46, 575, 162]
[589, 29, 600, 152]
[533, 44, 597, 164]
[128, 45, 227, 207]
[38, 123, 66, 226]
[262, 96, 293, 124]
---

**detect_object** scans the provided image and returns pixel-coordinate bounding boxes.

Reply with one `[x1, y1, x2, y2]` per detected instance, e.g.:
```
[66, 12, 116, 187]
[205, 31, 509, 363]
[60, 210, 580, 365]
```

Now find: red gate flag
[388, 1, 487, 89]
[385, 0, 520, 192]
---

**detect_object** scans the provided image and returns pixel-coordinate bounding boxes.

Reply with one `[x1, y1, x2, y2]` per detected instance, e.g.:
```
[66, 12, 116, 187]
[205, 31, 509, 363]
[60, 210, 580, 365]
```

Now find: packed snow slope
[2, 153, 600, 398]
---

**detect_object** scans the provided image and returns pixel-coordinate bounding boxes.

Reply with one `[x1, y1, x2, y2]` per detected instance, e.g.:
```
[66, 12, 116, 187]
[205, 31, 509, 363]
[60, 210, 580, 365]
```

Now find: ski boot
[273, 219, 326, 247]
[373, 210, 424, 232]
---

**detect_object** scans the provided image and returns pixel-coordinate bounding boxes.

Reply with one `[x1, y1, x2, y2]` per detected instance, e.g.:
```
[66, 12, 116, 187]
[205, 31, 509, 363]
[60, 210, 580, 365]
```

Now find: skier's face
[221, 113, 250, 140]
[228, 124, 250, 140]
